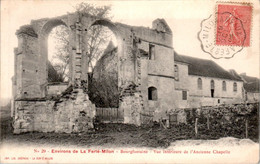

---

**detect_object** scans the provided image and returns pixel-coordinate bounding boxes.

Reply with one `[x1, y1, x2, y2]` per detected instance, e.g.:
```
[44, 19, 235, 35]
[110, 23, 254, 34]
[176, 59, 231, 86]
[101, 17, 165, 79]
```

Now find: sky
[1, 0, 259, 100]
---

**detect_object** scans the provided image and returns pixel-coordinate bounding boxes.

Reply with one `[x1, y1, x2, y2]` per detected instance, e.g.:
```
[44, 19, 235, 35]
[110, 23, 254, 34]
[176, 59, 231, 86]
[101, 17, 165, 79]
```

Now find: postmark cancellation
[198, 2, 253, 59]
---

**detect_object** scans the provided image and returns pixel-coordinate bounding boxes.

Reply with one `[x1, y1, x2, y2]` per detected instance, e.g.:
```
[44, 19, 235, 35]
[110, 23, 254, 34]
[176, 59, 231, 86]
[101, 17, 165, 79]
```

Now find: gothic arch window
[148, 87, 157, 100]
[222, 81, 226, 91]
[41, 19, 70, 83]
[174, 65, 179, 81]
[198, 78, 202, 90]
[233, 82, 237, 92]
[210, 80, 215, 98]
[210, 80, 215, 89]
[88, 19, 120, 72]
[87, 19, 122, 108]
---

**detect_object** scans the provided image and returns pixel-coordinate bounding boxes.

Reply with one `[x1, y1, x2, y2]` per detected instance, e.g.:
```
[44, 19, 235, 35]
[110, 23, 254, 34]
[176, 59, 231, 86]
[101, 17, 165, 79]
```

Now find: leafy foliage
[49, 25, 70, 82]
[88, 47, 119, 108]
[88, 74, 119, 108]
[49, 3, 115, 82]
[76, 3, 115, 72]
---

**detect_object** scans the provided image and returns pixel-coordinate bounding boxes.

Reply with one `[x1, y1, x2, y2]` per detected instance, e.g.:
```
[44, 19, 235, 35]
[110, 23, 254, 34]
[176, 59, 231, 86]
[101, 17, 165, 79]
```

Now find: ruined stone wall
[13, 13, 109, 133]
[14, 28, 43, 99]
[121, 92, 143, 126]
[47, 83, 68, 95]
[13, 13, 175, 131]
[140, 59, 149, 118]
[132, 19, 175, 123]
[12, 12, 146, 132]
[13, 89, 95, 134]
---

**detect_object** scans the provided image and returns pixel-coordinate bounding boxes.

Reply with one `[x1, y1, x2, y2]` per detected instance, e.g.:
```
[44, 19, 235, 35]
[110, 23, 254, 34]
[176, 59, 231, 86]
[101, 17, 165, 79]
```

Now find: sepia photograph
[0, 0, 259, 163]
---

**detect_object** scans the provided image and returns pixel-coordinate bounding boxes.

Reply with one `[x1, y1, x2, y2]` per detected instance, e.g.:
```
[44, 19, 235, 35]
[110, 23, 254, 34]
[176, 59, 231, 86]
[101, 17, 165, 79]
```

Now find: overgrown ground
[1, 105, 258, 148]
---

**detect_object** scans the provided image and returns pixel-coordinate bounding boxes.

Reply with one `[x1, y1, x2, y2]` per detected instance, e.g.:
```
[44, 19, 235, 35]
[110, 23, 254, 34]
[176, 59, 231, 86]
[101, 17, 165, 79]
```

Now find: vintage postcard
[0, 0, 259, 163]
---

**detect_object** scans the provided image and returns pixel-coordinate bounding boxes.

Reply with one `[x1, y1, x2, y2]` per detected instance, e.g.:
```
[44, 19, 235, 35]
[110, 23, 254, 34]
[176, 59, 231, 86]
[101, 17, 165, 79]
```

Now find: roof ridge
[175, 53, 213, 62]
[174, 51, 243, 81]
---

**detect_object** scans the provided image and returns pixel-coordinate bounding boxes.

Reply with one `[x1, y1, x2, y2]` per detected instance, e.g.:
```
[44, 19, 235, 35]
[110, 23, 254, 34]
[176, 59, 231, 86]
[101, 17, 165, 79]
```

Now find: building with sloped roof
[174, 53, 244, 108]
[239, 73, 259, 102]
[94, 43, 246, 123]
[13, 14, 251, 133]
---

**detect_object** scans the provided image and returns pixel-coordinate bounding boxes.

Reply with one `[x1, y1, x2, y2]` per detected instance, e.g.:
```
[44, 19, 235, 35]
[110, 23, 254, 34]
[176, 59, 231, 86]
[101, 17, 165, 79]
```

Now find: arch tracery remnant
[12, 12, 173, 134]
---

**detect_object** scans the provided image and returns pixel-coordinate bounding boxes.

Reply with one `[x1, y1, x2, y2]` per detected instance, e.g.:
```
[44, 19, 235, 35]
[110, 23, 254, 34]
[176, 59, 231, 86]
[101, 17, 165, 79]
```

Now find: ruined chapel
[12, 12, 244, 134]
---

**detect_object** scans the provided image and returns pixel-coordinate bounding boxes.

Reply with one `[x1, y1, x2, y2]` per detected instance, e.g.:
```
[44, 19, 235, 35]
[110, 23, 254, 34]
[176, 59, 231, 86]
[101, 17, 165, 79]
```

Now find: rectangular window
[148, 44, 155, 60]
[211, 89, 214, 98]
[182, 91, 187, 100]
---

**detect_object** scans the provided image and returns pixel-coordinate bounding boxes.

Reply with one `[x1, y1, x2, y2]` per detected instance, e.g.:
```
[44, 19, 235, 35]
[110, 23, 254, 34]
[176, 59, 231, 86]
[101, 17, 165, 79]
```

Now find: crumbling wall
[13, 12, 174, 132]
[13, 88, 95, 134]
[131, 19, 175, 123]
[14, 26, 43, 99]
[120, 84, 143, 126]
[12, 13, 116, 133]
[47, 83, 68, 95]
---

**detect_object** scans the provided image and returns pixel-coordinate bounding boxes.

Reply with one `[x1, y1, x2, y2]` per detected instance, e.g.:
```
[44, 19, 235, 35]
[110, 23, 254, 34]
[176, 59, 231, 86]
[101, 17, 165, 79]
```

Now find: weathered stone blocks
[13, 89, 96, 134]
[121, 92, 142, 126]
[13, 11, 175, 133]
[167, 108, 187, 125]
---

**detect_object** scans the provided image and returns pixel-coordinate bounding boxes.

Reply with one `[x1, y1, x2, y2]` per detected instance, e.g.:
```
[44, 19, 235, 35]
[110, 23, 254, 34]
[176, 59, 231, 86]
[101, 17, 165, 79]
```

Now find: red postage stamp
[216, 3, 252, 47]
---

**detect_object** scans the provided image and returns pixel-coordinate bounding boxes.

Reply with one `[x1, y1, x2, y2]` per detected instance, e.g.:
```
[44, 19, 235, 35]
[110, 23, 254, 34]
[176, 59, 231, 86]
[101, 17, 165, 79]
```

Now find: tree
[49, 25, 70, 82]
[48, 3, 115, 82]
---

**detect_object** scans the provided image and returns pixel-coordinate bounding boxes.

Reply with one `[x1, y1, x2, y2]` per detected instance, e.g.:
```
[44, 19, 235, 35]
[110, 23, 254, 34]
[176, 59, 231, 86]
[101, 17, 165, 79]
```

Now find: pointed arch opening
[87, 19, 122, 108]
[40, 18, 70, 84]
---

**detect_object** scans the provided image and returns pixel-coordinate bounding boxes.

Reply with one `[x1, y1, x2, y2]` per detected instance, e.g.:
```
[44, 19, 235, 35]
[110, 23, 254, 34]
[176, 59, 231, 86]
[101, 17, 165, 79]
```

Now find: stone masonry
[12, 11, 174, 133]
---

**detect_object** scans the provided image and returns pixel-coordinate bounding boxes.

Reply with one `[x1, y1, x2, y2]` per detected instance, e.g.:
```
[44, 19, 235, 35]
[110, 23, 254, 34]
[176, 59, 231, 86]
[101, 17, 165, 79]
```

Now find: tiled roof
[174, 52, 242, 81]
[240, 74, 259, 92]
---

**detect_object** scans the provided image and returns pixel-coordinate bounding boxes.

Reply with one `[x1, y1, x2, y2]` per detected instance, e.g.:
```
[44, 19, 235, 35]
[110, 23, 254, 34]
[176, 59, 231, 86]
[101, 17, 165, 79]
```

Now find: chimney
[229, 69, 237, 76]
[152, 18, 172, 34]
[228, 69, 242, 80]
